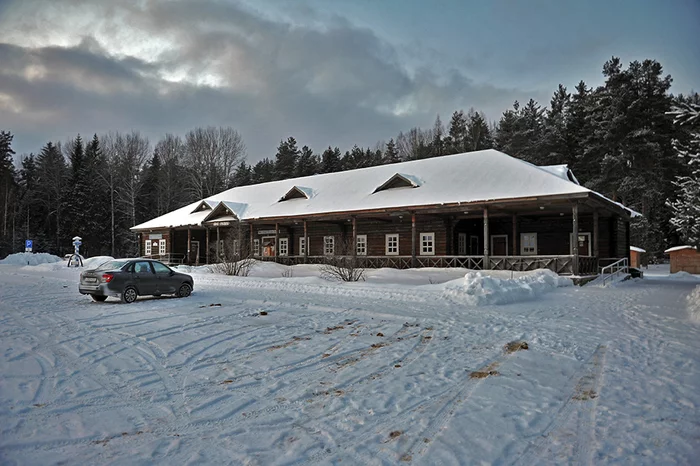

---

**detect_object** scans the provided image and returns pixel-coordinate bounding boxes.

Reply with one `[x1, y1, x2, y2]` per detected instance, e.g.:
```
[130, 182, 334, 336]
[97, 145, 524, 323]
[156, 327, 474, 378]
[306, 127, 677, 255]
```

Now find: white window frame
[458, 233, 467, 255]
[385, 234, 399, 256]
[159, 239, 166, 256]
[356, 235, 367, 255]
[324, 236, 335, 255]
[490, 234, 508, 256]
[299, 237, 306, 256]
[279, 237, 289, 256]
[569, 232, 592, 256]
[420, 232, 435, 256]
[520, 233, 537, 256]
[253, 239, 260, 256]
[145, 239, 152, 256]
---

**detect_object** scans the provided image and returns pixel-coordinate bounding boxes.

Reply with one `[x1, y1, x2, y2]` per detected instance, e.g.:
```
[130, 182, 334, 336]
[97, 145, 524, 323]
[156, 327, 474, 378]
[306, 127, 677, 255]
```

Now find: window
[356, 235, 367, 255]
[299, 237, 306, 255]
[134, 261, 153, 274]
[520, 233, 537, 255]
[279, 238, 289, 256]
[233, 239, 239, 255]
[253, 239, 260, 256]
[324, 236, 335, 255]
[458, 233, 467, 255]
[385, 234, 399, 255]
[145, 240, 152, 256]
[153, 262, 171, 274]
[218, 240, 224, 258]
[420, 232, 435, 256]
[159, 239, 166, 256]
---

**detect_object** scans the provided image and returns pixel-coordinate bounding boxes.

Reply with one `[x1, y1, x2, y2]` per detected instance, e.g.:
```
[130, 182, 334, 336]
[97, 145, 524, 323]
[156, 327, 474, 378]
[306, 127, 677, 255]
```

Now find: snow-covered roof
[132, 149, 638, 231]
[664, 245, 697, 254]
[630, 246, 646, 253]
[539, 164, 580, 185]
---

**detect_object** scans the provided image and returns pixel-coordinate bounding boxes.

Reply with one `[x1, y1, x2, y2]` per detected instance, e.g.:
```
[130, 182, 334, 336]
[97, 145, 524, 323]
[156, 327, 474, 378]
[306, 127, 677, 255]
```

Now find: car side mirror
[169, 271, 175, 276]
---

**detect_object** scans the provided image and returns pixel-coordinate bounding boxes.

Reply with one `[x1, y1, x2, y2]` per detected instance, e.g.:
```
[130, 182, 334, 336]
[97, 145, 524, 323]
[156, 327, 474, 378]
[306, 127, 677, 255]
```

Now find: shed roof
[664, 245, 698, 254]
[630, 246, 646, 253]
[132, 149, 639, 231]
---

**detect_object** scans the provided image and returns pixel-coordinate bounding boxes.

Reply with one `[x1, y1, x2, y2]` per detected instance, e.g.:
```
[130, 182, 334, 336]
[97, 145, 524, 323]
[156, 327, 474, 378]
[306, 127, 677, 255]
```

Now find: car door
[132, 261, 157, 295]
[152, 261, 177, 294]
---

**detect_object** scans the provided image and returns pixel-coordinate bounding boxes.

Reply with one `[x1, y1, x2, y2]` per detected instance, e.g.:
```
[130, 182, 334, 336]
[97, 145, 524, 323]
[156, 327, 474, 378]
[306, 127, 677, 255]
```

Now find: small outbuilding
[630, 246, 646, 268]
[664, 246, 700, 274]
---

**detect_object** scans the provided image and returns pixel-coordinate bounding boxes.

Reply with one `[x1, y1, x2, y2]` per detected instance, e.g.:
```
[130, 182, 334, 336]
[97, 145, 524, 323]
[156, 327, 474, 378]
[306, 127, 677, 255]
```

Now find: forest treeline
[0, 57, 698, 258]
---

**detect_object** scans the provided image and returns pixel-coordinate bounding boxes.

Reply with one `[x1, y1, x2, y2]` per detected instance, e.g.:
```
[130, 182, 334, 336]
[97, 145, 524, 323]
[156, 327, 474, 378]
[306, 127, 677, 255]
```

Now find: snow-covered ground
[1, 258, 699, 465]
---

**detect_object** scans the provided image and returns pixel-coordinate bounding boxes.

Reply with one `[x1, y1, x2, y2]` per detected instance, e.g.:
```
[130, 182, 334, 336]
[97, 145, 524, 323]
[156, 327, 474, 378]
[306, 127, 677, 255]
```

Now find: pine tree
[0, 131, 17, 254]
[296, 145, 318, 177]
[465, 109, 493, 151]
[668, 100, 700, 247]
[252, 158, 275, 184]
[320, 146, 342, 173]
[273, 137, 300, 180]
[36, 141, 69, 254]
[541, 84, 570, 165]
[382, 138, 400, 164]
[232, 161, 253, 186]
[431, 114, 444, 157]
[446, 110, 467, 154]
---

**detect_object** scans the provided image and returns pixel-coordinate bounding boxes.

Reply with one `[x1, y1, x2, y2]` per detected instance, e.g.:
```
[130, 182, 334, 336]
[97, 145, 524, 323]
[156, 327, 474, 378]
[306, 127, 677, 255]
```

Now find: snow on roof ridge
[630, 246, 646, 252]
[664, 245, 697, 253]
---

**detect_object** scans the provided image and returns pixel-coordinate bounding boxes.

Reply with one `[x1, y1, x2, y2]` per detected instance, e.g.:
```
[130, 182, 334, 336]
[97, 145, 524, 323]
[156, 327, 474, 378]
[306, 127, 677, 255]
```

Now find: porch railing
[600, 257, 629, 286]
[142, 253, 186, 265]
[257, 255, 601, 275]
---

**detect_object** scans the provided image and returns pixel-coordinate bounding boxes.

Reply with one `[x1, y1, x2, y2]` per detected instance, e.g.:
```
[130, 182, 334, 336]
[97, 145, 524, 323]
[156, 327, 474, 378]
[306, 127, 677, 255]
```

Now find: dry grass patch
[504, 341, 529, 353]
[469, 362, 500, 379]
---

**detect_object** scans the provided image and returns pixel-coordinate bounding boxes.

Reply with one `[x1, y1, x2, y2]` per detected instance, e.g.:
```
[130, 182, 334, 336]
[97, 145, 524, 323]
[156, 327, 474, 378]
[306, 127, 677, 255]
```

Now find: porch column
[216, 226, 220, 260]
[249, 223, 254, 258]
[593, 210, 599, 259]
[169, 228, 174, 256]
[411, 213, 417, 268]
[512, 214, 517, 256]
[274, 222, 279, 262]
[447, 216, 454, 255]
[483, 207, 489, 269]
[187, 227, 192, 265]
[303, 220, 308, 263]
[205, 227, 210, 264]
[137, 233, 142, 257]
[572, 203, 579, 275]
[625, 219, 631, 265]
[352, 216, 357, 257]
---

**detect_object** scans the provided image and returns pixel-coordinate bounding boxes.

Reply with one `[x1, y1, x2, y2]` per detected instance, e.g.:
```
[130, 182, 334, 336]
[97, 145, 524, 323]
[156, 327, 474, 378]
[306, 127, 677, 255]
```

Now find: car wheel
[122, 287, 138, 304]
[91, 295, 108, 302]
[176, 283, 192, 298]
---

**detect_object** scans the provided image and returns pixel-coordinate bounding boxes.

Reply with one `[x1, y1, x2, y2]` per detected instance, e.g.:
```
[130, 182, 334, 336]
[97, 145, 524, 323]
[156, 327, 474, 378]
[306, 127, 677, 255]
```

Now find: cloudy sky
[1, 0, 698, 162]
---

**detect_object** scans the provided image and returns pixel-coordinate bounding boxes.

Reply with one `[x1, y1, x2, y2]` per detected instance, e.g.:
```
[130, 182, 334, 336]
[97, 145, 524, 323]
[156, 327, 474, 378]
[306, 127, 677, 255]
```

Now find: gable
[373, 173, 421, 194]
[279, 186, 312, 202]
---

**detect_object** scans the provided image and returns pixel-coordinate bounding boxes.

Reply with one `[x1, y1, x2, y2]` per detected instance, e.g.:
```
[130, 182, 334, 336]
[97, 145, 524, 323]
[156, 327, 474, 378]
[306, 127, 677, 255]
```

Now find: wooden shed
[630, 246, 645, 268]
[664, 246, 700, 274]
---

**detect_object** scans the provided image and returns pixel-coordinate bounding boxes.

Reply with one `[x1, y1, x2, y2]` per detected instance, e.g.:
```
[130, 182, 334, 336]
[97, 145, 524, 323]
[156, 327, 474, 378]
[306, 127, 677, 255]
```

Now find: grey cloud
[0, 0, 541, 160]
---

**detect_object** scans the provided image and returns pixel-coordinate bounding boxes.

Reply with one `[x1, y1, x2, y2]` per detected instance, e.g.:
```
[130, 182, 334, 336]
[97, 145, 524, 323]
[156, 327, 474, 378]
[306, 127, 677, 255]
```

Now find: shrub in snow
[0, 252, 63, 266]
[319, 239, 366, 282]
[688, 285, 700, 323]
[442, 269, 572, 306]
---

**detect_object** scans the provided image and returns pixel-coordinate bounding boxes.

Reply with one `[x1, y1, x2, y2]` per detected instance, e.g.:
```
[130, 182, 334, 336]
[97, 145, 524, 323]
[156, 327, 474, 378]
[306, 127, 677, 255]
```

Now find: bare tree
[183, 126, 246, 199]
[210, 223, 255, 276]
[98, 133, 120, 257]
[154, 134, 187, 211]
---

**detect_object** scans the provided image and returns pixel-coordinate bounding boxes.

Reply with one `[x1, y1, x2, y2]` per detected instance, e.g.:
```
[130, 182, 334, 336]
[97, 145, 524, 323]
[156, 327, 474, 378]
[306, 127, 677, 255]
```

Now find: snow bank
[442, 269, 572, 306]
[666, 271, 700, 282]
[687, 285, 700, 323]
[0, 252, 63, 266]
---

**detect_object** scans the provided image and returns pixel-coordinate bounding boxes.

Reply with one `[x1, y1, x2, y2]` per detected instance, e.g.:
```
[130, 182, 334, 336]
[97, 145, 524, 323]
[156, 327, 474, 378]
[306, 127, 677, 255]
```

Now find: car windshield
[95, 260, 128, 271]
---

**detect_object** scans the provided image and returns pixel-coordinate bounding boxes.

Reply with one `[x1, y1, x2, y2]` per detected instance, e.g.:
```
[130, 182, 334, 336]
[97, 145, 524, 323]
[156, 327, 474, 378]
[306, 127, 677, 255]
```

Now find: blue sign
[25, 240, 33, 252]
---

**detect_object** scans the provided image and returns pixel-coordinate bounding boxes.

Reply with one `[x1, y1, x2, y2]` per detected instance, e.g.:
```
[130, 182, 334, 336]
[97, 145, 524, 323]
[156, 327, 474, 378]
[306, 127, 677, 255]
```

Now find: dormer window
[279, 186, 313, 202]
[373, 173, 421, 194]
[190, 200, 219, 213]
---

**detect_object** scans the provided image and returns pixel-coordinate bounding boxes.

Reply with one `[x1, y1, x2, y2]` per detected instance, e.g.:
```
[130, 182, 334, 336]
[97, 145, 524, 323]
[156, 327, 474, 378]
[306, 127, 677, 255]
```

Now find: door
[132, 261, 157, 295]
[262, 237, 276, 257]
[469, 236, 479, 255]
[458, 233, 467, 255]
[491, 235, 508, 255]
[570, 232, 591, 256]
[191, 240, 200, 265]
[152, 261, 177, 294]
[520, 233, 537, 255]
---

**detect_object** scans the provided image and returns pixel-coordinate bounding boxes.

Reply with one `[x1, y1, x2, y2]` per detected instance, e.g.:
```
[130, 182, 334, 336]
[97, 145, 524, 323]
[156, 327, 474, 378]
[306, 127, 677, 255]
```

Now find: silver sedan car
[79, 259, 194, 303]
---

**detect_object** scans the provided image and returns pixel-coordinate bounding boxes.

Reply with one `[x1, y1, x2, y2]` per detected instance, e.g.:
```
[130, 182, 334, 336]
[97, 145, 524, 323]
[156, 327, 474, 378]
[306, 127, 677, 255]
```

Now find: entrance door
[262, 237, 276, 257]
[458, 233, 467, 255]
[469, 236, 479, 255]
[190, 240, 200, 265]
[570, 232, 591, 256]
[491, 235, 508, 255]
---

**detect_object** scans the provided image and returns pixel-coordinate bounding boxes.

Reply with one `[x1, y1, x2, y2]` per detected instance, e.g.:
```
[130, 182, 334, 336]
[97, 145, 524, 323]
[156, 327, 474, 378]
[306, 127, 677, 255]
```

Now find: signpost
[25, 240, 33, 253]
[68, 236, 84, 267]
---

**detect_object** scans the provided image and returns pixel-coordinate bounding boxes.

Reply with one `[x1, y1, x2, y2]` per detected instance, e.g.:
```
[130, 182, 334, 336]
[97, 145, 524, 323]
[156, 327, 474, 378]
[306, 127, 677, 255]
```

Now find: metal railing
[600, 257, 628, 286]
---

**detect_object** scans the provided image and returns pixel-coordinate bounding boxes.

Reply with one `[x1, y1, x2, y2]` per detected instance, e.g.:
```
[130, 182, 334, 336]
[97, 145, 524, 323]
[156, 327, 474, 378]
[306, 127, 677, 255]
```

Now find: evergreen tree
[252, 158, 275, 184]
[342, 145, 368, 170]
[320, 146, 342, 173]
[495, 102, 521, 155]
[382, 138, 400, 164]
[232, 161, 253, 186]
[668, 100, 700, 247]
[296, 145, 318, 177]
[541, 84, 570, 165]
[36, 142, 69, 254]
[465, 109, 493, 151]
[0, 131, 17, 255]
[567, 81, 591, 174]
[431, 114, 444, 157]
[446, 110, 467, 154]
[273, 137, 300, 180]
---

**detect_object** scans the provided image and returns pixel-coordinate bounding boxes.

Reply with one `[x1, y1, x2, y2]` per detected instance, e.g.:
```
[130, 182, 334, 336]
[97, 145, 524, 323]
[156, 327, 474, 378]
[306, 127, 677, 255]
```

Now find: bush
[319, 239, 365, 282]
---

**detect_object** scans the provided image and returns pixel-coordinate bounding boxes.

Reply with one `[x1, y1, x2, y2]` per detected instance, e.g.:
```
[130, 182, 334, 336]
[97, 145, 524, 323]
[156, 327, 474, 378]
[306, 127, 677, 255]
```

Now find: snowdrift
[442, 269, 573, 306]
[688, 285, 700, 323]
[0, 252, 63, 266]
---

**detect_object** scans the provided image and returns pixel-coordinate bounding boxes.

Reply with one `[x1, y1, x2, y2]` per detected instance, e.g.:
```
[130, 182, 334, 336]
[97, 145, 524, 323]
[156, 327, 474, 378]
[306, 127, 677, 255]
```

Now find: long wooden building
[131, 149, 639, 275]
